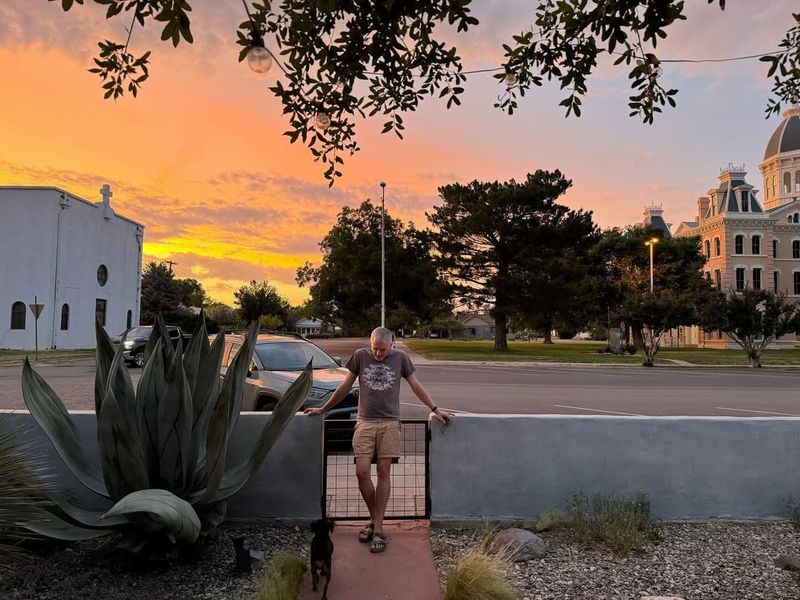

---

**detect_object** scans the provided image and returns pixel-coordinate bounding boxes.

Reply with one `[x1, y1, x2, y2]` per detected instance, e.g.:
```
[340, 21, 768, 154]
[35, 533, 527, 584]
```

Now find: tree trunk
[748, 350, 762, 368]
[543, 329, 553, 344]
[493, 310, 508, 351]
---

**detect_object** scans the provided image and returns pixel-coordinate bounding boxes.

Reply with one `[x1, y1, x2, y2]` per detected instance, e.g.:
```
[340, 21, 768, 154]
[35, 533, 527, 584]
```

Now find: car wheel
[134, 352, 145, 368]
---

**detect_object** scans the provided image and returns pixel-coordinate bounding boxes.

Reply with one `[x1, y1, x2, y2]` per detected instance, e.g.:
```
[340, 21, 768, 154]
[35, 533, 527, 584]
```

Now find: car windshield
[255, 341, 339, 371]
[124, 327, 152, 337]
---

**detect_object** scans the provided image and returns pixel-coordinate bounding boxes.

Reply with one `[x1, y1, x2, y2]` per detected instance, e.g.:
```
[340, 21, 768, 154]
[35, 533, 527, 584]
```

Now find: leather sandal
[358, 523, 374, 543]
[370, 532, 387, 553]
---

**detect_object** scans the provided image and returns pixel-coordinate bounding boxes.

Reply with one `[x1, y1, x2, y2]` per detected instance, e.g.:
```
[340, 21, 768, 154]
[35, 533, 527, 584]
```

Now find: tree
[175, 277, 207, 308]
[233, 280, 290, 325]
[297, 201, 451, 335]
[140, 261, 183, 325]
[699, 289, 800, 368]
[429, 170, 589, 351]
[50, 1, 800, 184]
[205, 301, 241, 329]
[633, 290, 698, 367]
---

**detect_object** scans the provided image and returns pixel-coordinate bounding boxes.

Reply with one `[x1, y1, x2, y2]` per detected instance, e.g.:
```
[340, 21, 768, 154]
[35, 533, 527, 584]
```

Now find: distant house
[451, 312, 505, 340]
[0, 184, 143, 349]
[292, 317, 341, 338]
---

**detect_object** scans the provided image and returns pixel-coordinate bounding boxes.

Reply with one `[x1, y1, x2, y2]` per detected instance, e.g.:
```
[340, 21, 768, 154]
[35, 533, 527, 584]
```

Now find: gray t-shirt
[346, 348, 416, 419]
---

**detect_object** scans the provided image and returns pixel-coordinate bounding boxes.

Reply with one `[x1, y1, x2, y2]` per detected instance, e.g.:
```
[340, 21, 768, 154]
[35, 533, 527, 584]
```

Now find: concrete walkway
[300, 520, 442, 600]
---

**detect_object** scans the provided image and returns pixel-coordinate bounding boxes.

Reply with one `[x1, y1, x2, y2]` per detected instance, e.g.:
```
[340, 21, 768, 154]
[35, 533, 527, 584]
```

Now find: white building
[0, 185, 144, 349]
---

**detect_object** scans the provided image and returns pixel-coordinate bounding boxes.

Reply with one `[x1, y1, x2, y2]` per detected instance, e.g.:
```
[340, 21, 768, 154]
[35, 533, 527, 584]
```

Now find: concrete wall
[5, 411, 323, 519]
[430, 415, 800, 520]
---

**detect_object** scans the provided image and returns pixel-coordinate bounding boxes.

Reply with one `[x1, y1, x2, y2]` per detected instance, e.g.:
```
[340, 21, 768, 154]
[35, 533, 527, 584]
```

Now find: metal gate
[322, 419, 429, 520]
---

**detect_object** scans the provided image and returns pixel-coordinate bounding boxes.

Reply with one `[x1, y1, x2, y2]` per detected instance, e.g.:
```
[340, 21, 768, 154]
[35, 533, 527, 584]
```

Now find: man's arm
[303, 371, 358, 416]
[406, 372, 451, 425]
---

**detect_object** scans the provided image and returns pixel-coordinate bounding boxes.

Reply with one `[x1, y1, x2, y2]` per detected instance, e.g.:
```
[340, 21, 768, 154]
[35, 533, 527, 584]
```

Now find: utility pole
[380, 181, 386, 328]
[163, 259, 178, 274]
[645, 238, 659, 292]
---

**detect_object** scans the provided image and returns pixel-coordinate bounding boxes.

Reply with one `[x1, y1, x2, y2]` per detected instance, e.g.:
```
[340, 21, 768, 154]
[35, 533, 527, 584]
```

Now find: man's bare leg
[373, 458, 392, 535]
[355, 457, 376, 523]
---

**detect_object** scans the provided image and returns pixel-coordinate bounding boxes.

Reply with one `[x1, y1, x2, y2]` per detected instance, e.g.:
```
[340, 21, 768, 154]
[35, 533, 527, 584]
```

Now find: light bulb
[315, 112, 332, 130]
[247, 45, 272, 74]
[503, 73, 517, 87]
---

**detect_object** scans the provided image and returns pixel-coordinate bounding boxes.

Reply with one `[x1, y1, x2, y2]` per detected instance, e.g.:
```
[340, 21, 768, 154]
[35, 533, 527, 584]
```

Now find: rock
[491, 527, 546, 561]
[774, 554, 800, 571]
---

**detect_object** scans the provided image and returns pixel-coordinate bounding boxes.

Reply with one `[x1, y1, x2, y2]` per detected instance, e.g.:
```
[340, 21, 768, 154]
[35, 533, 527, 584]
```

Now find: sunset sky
[1, 1, 796, 306]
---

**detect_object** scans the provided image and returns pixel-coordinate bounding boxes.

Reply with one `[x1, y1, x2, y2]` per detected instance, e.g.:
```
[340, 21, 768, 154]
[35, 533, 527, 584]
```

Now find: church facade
[0, 185, 144, 349]
[671, 106, 800, 348]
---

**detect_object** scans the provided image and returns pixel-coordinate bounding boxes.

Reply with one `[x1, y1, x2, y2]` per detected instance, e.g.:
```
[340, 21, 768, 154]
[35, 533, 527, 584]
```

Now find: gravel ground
[0, 523, 310, 600]
[431, 521, 800, 600]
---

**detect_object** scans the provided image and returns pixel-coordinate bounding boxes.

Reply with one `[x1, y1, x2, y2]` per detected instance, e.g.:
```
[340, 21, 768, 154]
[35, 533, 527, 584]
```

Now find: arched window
[734, 235, 744, 255]
[794, 240, 800, 259]
[10, 301, 26, 330]
[795, 213, 800, 224]
[97, 264, 108, 287]
[126, 310, 132, 329]
[714, 237, 721, 256]
[60, 304, 69, 330]
[751, 235, 761, 255]
[785, 172, 792, 194]
[704, 240, 711, 257]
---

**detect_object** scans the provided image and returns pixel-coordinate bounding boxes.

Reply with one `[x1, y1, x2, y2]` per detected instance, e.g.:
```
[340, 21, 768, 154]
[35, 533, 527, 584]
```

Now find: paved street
[1, 338, 798, 417]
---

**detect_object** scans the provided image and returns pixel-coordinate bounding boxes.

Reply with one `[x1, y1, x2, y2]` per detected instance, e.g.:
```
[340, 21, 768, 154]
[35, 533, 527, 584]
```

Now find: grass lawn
[404, 339, 800, 366]
[0, 349, 95, 367]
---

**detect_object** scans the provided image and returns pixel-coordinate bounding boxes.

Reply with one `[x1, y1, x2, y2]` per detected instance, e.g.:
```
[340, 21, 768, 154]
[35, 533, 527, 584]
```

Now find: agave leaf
[182, 313, 207, 400]
[196, 368, 232, 505]
[137, 338, 166, 484]
[94, 319, 115, 414]
[223, 321, 260, 438]
[25, 512, 114, 541]
[197, 501, 227, 531]
[98, 387, 148, 502]
[157, 338, 192, 494]
[44, 494, 127, 529]
[186, 330, 226, 494]
[103, 489, 201, 546]
[21, 359, 108, 497]
[104, 326, 138, 427]
[205, 361, 312, 505]
[143, 314, 173, 368]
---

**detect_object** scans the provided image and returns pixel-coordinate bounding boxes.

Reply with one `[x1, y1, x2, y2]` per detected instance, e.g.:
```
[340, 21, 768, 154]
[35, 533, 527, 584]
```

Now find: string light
[315, 112, 332, 130]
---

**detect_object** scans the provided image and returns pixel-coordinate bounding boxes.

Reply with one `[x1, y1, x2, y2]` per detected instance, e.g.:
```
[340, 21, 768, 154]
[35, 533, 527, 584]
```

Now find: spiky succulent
[20, 316, 311, 555]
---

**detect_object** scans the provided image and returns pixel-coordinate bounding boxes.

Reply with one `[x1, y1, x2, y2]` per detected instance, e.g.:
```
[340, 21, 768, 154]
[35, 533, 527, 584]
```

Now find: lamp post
[644, 237, 659, 292]
[380, 181, 386, 328]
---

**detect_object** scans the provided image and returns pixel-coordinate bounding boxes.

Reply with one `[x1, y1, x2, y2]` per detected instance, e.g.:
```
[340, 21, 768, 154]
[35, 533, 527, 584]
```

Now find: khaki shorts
[352, 418, 401, 459]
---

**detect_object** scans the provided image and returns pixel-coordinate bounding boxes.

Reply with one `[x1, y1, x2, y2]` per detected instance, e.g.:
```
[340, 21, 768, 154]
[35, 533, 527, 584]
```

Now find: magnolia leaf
[98, 387, 148, 501]
[103, 489, 201, 546]
[21, 359, 108, 497]
[208, 361, 312, 505]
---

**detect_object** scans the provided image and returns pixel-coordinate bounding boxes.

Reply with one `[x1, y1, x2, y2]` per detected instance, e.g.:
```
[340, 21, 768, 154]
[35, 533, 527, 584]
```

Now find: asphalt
[300, 520, 441, 600]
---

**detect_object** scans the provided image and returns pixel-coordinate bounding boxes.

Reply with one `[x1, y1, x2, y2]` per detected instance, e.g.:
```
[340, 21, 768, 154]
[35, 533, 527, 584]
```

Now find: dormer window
[741, 191, 749, 212]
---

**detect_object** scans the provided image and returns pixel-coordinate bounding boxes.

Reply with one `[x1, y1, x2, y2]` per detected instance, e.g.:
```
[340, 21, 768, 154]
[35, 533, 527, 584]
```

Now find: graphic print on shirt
[362, 363, 396, 391]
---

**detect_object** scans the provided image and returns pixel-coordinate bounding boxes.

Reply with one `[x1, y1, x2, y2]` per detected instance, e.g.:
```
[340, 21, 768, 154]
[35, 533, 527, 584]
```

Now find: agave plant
[20, 316, 312, 555]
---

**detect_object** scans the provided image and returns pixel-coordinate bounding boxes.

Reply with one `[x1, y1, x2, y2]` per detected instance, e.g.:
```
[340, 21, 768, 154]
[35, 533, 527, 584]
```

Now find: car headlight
[123, 340, 134, 349]
[308, 387, 330, 399]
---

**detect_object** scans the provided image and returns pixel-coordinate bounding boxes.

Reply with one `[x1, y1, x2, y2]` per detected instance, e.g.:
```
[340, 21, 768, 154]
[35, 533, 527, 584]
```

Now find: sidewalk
[300, 520, 441, 600]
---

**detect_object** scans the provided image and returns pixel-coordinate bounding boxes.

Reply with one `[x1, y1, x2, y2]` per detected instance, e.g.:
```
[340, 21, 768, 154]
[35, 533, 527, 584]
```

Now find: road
[1, 337, 798, 417]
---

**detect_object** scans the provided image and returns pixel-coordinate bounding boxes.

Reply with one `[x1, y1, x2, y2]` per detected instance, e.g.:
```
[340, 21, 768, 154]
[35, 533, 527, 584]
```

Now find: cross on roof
[100, 184, 113, 205]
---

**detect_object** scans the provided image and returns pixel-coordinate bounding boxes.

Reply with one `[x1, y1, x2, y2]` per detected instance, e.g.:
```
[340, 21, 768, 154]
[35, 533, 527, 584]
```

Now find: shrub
[255, 552, 307, 600]
[533, 509, 571, 532]
[444, 544, 518, 600]
[786, 498, 800, 530]
[20, 316, 312, 557]
[568, 492, 661, 556]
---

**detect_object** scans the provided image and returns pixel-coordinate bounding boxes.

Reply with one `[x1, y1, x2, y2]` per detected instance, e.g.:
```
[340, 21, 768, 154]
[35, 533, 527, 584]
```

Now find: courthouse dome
[764, 106, 800, 160]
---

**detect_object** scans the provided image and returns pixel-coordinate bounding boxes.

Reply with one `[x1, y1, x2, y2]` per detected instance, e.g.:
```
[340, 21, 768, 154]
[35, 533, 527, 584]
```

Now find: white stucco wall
[0, 186, 143, 349]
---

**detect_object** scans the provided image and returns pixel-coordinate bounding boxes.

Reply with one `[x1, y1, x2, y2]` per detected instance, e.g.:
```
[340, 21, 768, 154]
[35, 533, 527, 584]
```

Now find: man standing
[304, 326, 451, 553]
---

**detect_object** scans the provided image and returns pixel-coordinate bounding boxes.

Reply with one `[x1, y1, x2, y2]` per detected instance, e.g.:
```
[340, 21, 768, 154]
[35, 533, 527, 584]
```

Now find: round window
[97, 264, 108, 286]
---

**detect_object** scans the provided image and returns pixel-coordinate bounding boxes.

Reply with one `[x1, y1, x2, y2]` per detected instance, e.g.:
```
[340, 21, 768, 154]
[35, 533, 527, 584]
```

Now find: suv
[115, 325, 188, 368]
[221, 332, 359, 418]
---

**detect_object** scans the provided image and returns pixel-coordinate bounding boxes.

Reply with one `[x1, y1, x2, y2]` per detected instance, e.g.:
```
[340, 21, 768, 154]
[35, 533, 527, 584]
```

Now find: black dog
[310, 518, 334, 599]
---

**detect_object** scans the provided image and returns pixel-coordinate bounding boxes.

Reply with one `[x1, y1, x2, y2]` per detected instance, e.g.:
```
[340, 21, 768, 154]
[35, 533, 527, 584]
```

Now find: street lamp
[380, 181, 386, 328]
[644, 237, 659, 292]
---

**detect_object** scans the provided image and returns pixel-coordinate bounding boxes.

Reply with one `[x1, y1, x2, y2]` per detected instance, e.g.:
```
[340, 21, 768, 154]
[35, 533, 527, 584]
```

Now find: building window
[795, 213, 800, 224]
[794, 240, 800, 259]
[735, 268, 745, 291]
[773, 239, 779, 258]
[774, 271, 779, 292]
[753, 268, 762, 291]
[714, 237, 721, 256]
[95, 299, 107, 327]
[734, 235, 744, 255]
[795, 272, 800, 295]
[714, 269, 721, 289]
[772, 175, 777, 197]
[97, 264, 108, 287]
[60, 304, 69, 330]
[705, 272, 711, 281]
[796, 172, 800, 192]
[741, 191, 749, 211]
[751, 235, 761, 255]
[785, 173, 792, 194]
[10, 301, 26, 330]
[704, 240, 711, 257]
[126, 310, 132, 330]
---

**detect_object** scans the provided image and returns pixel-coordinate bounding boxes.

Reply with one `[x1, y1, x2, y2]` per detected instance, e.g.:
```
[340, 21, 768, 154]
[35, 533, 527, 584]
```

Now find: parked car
[221, 332, 359, 418]
[113, 325, 190, 368]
